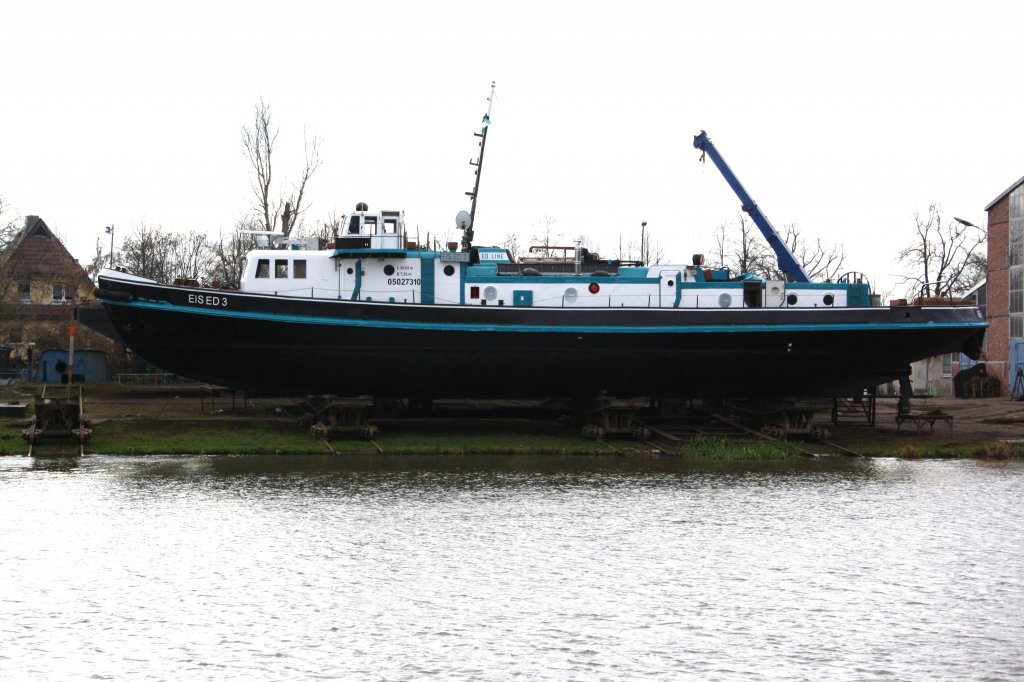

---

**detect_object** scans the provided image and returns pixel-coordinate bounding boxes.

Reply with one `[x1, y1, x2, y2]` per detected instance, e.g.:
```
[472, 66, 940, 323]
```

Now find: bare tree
[0, 195, 20, 252]
[710, 214, 773, 277]
[85, 237, 107, 282]
[295, 208, 342, 249]
[897, 204, 986, 298]
[501, 233, 523, 260]
[530, 215, 561, 257]
[781, 223, 846, 281]
[242, 99, 322, 238]
[709, 215, 845, 281]
[615, 231, 664, 265]
[118, 222, 212, 283]
[209, 219, 259, 288]
[172, 231, 213, 282]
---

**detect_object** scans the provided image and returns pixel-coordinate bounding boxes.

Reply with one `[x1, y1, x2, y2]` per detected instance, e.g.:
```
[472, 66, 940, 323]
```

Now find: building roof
[0, 215, 90, 283]
[985, 176, 1024, 211]
[962, 278, 986, 299]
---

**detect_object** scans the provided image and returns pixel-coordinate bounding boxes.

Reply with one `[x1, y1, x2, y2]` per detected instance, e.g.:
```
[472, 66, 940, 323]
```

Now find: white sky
[3, 0, 1022, 296]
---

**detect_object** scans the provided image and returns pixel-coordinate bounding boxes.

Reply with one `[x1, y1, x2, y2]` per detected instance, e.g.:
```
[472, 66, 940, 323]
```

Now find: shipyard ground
[1, 382, 1022, 458]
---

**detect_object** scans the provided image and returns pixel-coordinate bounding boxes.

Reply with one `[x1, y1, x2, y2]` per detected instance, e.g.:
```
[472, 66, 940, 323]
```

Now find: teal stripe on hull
[100, 298, 986, 336]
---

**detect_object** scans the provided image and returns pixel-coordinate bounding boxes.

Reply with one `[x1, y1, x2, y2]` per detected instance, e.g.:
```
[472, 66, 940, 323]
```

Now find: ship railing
[115, 372, 181, 385]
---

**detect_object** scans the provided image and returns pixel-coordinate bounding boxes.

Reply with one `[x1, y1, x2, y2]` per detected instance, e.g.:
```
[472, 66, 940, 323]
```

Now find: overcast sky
[3, 0, 1022, 295]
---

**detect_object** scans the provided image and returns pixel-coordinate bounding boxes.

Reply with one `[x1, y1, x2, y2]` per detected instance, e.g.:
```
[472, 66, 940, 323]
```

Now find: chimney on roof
[25, 215, 39, 228]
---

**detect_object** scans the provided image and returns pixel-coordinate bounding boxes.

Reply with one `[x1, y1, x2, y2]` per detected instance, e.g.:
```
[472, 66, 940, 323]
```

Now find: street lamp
[105, 225, 114, 267]
[641, 221, 648, 266]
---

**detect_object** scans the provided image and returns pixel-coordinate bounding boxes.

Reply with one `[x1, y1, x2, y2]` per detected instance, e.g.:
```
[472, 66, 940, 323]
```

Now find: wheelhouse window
[275, 259, 289, 278]
[294, 260, 307, 279]
[255, 259, 270, 278]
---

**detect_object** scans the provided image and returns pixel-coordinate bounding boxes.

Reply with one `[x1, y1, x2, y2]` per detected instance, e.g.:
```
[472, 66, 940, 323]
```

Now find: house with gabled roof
[0, 216, 93, 310]
[0, 216, 116, 379]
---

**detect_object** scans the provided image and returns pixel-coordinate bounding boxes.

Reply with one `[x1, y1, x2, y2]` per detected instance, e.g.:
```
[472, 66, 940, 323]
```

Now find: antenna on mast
[460, 82, 496, 251]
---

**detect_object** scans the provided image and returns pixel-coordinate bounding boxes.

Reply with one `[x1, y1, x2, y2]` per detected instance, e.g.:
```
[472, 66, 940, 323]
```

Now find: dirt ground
[861, 395, 1024, 440]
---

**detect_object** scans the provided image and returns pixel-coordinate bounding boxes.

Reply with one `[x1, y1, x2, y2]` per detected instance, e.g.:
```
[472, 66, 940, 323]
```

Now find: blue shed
[34, 349, 109, 384]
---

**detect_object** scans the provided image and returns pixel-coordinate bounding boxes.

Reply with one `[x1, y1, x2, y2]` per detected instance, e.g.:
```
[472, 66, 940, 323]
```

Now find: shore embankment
[1, 383, 1022, 458]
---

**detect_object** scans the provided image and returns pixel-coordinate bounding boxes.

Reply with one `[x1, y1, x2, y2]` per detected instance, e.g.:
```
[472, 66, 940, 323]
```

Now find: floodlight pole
[106, 225, 115, 267]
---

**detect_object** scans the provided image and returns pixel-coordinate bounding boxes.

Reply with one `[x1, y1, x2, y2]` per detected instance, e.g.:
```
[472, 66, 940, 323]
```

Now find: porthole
[346, 267, 354, 275]
[718, 293, 732, 308]
[383, 264, 395, 276]
[483, 286, 498, 301]
[588, 283, 600, 294]
[443, 265, 455, 276]
[787, 293, 798, 306]
[823, 293, 834, 306]
[667, 279, 675, 287]
[564, 287, 578, 303]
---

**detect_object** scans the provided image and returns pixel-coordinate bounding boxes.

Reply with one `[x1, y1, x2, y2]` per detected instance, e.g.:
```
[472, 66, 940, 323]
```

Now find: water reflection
[1, 454, 1021, 680]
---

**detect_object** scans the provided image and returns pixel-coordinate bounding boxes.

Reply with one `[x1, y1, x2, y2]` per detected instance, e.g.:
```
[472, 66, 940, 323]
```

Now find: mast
[461, 82, 496, 252]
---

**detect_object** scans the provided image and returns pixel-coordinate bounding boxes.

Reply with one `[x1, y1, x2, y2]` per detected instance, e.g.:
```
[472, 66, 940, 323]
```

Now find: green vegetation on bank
[1, 416, 1021, 459]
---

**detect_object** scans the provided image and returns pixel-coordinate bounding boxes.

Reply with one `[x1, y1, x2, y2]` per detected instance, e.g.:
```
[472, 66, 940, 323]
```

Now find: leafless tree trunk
[241, 100, 322, 238]
[897, 204, 986, 298]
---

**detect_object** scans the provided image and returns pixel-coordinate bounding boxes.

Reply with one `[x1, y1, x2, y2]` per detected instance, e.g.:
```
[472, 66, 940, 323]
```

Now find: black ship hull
[96, 275, 986, 399]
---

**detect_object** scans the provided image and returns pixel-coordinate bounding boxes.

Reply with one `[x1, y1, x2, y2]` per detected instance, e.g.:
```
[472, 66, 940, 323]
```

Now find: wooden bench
[895, 412, 954, 434]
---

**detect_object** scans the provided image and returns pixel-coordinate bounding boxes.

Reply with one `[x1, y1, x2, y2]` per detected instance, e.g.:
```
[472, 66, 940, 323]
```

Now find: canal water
[1, 454, 1022, 680]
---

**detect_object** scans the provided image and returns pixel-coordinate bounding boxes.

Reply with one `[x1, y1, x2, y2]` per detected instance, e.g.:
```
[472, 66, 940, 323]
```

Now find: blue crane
[693, 130, 810, 283]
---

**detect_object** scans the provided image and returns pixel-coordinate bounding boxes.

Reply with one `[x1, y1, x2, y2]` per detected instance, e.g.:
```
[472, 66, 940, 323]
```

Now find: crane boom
[693, 130, 810, 283]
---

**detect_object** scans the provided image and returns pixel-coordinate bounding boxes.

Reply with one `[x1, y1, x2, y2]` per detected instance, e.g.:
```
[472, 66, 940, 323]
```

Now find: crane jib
[693, 130, 811, 284]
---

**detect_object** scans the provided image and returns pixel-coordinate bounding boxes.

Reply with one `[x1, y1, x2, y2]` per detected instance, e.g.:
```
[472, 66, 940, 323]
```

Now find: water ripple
[1, 455, 1022, 680]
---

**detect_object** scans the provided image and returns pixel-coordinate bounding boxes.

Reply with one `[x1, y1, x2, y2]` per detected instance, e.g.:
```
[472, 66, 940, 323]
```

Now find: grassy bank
[0, 409, 1019, 456]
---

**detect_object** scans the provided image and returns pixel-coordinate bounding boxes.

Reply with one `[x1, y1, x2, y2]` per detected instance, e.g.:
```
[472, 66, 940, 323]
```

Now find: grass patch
[0, 420, 27, 455]
[681, 435, 800, 460]
[841, 433, 1024, 459]
[85, 419, 332, 455]
[371, 430, 617, 455]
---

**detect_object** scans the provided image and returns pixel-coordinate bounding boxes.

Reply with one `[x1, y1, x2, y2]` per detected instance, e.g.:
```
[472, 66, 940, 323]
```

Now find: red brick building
[984, 176, 1024, 394]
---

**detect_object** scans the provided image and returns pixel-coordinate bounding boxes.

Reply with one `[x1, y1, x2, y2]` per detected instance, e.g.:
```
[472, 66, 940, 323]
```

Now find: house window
[275, 259, 289, 278]
[294, 260, 307, 279]
[255, 259, 270, 278]
[52, 283, 71, 302]
[17, 282, 31, 302]
[942, 353, 953, 377]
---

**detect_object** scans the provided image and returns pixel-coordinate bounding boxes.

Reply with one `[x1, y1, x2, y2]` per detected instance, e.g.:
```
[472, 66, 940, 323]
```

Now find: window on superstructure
[294, 260, 307, 279]
[275, 260, 288, 278]
[255, 259, 270, 278]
